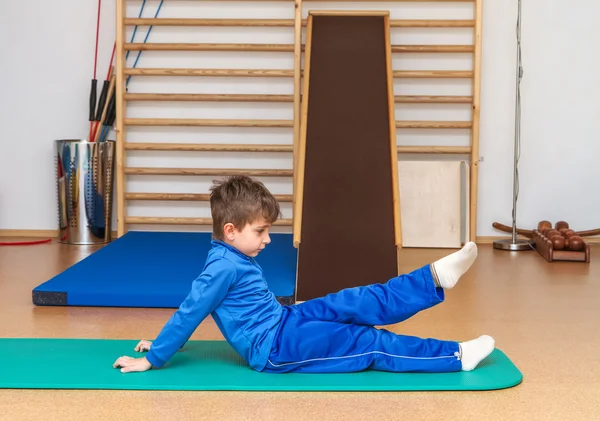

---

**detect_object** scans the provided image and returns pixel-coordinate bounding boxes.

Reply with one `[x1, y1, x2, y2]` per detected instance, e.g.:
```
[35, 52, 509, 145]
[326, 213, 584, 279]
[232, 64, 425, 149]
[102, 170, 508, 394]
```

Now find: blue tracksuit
[146, 240, 462, 373]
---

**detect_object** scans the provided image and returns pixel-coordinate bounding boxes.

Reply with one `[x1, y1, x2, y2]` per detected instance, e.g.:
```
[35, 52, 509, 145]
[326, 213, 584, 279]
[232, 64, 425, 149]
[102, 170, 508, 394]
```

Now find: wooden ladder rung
[125, 143, 471, 154]
[125, 193, 293, 202]
[124, 120, 471, 129]
[124, 146, 471, 156]
[390, 19, 475, 28]
[393, 70, 473, 78]
[123, 93, 471, 104]
[123, 68, 294, 77]
[123, 69, 471, 79]
[125, 143, 293, 152]
[124, 43, 472, 54]
[124, 168, 293, 177]
[396, 121, 473, 129]
[125, 43, 295, 52]
[125, 217, 293, 226]
[397, 146, 472, 154]
[392, 45, 474, 53]
[124, 18, 296, 27]
[124, 119, 293, 127]
[124, 18, 475, 28]
[124, 93, 294, 102]
[395, 95, 473, 103]
[125, 120, 470, 129]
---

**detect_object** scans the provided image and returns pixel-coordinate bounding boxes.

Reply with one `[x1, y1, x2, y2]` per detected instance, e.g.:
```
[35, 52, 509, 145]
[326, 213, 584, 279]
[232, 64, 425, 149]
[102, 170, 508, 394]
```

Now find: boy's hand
[113, 356, 152, 373]
[134, 340, 152, 352]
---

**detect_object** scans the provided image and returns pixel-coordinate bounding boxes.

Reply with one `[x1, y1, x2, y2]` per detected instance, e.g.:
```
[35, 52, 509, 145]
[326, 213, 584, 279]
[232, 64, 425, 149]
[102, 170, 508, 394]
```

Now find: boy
[113, 175, 494, 374]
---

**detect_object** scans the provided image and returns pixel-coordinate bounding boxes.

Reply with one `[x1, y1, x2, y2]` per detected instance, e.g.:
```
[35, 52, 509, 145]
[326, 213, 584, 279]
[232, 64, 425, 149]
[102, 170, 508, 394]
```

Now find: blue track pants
[263, 265, 462, 373]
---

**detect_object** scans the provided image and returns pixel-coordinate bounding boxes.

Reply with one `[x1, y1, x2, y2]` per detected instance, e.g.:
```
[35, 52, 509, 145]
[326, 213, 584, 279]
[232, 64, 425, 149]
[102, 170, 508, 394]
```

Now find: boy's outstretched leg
[263, 308, 494, 373]
[430, 241, 478, 289]
[293, 242, 478, 326]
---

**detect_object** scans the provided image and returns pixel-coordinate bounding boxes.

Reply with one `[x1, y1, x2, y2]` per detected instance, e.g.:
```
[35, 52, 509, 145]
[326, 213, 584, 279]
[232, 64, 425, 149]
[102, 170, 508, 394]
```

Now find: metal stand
[493, 238, 532, 251]
[494, 0, 532, 252]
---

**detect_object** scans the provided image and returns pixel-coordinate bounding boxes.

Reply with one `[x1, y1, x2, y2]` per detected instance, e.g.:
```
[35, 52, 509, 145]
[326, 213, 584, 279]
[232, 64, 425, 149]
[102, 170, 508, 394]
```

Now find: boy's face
[223, 217, 272, 258]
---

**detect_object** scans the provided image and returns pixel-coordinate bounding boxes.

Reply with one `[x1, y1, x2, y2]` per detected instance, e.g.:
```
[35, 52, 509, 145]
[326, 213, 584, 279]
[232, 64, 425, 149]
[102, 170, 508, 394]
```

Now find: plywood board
[398, 161, 463, 248]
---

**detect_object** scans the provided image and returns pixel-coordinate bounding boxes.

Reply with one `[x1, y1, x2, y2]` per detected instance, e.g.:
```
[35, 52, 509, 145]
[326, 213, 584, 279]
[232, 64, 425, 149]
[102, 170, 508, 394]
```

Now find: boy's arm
[144, 258, 237, 368]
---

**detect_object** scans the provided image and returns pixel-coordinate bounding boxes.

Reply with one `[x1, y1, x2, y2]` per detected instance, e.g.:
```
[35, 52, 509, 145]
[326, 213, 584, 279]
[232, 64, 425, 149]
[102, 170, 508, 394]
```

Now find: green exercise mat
[0, 339, 522, 391]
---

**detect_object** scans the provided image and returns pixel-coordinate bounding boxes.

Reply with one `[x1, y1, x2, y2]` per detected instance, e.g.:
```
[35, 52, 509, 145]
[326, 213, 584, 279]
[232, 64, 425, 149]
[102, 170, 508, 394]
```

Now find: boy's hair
[209, 175, 281, 240]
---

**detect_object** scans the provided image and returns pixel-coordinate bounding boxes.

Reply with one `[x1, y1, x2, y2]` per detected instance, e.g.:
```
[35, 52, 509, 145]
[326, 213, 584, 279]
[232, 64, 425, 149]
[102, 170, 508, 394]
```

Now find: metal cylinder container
[55, 139, 115, 245]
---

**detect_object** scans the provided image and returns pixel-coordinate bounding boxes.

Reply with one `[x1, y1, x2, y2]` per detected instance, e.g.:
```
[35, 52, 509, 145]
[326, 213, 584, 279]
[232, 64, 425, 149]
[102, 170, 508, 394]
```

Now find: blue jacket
[146, 240, 284, 371]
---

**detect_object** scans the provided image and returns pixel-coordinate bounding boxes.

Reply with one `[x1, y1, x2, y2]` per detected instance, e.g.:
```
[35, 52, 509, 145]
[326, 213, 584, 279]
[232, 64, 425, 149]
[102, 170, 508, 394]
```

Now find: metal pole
[494, 0, 532, 251]
[512, 0, 522, 244]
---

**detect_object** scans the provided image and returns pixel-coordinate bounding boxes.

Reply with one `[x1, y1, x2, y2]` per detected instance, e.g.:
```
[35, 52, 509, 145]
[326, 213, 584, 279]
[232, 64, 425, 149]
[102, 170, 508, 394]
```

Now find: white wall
[1, 0, 598, 238]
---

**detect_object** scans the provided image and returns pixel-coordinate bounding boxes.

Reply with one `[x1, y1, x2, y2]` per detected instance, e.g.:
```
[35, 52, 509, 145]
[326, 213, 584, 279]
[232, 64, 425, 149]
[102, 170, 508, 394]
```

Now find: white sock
[431, 241, 478, 289]
[459, 335, 495, 371]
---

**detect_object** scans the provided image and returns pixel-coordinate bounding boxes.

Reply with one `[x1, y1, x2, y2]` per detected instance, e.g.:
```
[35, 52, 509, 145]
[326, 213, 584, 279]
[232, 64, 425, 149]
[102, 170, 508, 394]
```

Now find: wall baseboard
[0, 229, 118, 238]
[477, 235, 600, 244]
[0, 229, 58, 238]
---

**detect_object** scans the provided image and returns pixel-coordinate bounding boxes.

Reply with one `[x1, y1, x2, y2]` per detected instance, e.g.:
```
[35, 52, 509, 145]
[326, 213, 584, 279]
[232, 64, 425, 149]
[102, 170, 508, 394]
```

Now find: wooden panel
[295, 13, 399, 301]
[397, 161, 462, 248]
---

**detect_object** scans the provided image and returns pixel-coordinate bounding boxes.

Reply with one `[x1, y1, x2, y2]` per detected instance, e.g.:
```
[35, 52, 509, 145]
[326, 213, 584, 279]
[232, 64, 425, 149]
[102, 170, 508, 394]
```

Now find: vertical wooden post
[116, 0, 127, 237]
[470, 0, 483, 242]
[293, 14, 313, 248]
[293, 0, 302, 237]
[383, 14, 402, 250]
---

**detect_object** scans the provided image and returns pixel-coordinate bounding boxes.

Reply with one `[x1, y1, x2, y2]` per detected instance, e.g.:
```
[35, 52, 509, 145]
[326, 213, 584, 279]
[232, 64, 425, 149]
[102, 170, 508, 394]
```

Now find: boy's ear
[223, 223, 236, 240]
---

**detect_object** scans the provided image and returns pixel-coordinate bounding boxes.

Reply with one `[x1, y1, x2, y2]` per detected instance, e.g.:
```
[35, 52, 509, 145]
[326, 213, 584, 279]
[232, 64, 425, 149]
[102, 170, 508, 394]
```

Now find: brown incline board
[294, 12, 401, 301]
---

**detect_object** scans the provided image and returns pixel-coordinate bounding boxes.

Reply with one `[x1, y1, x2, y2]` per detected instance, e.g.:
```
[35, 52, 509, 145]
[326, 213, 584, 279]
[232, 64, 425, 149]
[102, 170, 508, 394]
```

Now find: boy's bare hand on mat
[113, 356, 152, 373]
[134, 340, 152, 352]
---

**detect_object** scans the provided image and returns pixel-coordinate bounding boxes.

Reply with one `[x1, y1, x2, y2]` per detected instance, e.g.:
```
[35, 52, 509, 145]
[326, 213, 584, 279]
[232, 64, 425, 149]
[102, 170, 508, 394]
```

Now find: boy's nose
[264, 233, 271, 244]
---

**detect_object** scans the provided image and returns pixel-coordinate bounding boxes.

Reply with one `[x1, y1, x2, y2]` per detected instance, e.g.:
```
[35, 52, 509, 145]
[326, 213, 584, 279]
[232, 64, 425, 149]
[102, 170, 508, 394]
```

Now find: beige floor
[0, 237, 599, 420]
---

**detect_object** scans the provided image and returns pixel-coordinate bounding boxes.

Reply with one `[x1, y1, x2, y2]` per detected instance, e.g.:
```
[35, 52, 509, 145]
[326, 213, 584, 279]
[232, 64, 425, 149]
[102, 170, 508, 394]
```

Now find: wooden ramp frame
[115, 0, 483, 245]
[293, 11, 400, 300]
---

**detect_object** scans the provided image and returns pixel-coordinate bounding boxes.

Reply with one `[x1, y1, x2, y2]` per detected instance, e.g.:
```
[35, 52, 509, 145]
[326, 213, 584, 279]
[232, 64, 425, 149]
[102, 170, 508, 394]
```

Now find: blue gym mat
[32, 231, 297, 308]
